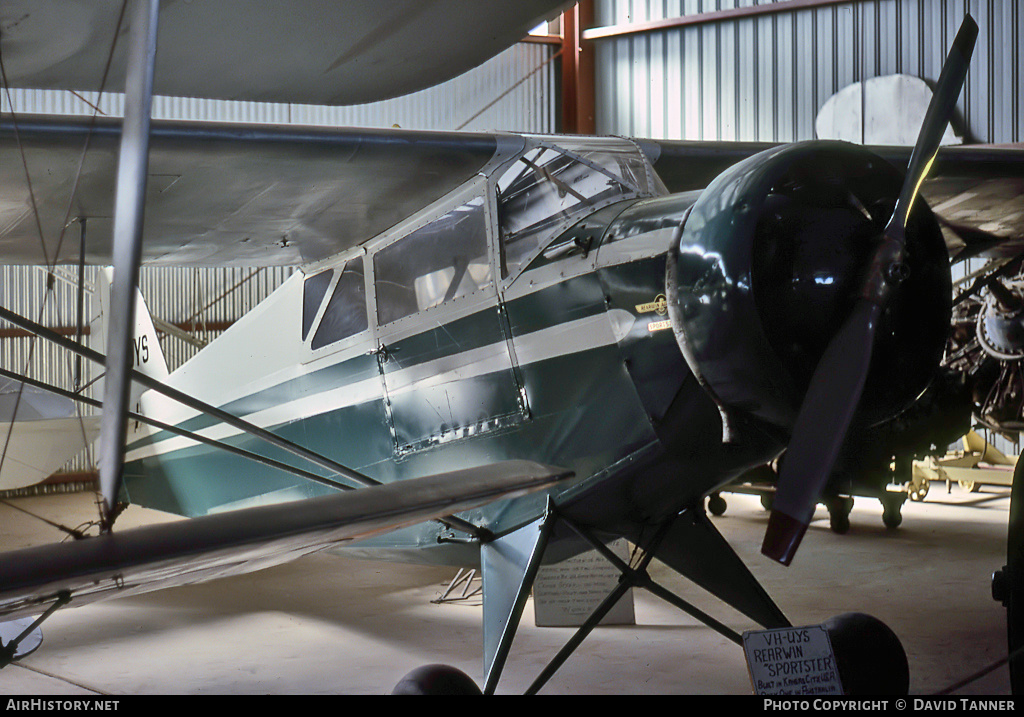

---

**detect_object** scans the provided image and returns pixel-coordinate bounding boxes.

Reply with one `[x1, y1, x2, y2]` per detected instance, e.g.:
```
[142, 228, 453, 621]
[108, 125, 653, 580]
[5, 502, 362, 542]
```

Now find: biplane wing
[0, 1, 571, 106]
[0, 461, 570, 622]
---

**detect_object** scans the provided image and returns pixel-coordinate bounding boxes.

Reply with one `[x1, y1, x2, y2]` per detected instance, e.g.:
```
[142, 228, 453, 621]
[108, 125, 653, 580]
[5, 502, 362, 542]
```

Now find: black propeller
[762, 14, 979, 565]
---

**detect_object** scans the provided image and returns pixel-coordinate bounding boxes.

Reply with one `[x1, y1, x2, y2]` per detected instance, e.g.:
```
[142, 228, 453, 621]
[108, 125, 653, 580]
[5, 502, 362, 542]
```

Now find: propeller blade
[887, 15, 978, 238]
[762, 300, 881, 565]
[761, 15, 977, 565]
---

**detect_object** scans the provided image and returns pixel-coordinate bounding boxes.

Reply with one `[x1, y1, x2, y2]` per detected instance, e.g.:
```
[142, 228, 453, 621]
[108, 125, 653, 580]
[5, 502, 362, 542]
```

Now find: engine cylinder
[667, 141, 951, 432]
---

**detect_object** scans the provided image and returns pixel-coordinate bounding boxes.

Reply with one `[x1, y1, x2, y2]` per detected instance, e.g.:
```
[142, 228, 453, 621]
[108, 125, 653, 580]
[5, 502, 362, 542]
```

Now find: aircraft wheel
[880, 493, 904, 529]
[882, 506, 903, 529]
[830, 512, 850, 534]
[907, 477, 930, 502]
[391, 664, 482, 695]
[707, 493, 727, 516]
[823, 612, 909, 694]
[827, 497, 853, 534]
[760, 493, 774, 511]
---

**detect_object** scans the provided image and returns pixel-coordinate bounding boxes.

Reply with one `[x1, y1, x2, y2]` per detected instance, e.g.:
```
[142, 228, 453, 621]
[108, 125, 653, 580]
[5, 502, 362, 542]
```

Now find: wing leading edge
[0, 460, 571, 621]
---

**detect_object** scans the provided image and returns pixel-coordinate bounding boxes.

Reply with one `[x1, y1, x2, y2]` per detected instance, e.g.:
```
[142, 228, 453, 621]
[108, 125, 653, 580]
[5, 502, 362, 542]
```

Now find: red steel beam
[562, 0, 595, 134]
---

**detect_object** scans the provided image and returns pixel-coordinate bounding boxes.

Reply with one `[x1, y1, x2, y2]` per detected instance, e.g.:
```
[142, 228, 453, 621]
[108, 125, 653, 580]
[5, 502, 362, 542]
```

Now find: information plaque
[743, 624, 844, 695]
[532, 539, 635, 627]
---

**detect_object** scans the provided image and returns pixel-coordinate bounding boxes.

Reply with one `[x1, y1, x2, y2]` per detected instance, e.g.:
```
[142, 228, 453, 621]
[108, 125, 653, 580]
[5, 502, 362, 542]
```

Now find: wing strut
[98, 0, 160, 531]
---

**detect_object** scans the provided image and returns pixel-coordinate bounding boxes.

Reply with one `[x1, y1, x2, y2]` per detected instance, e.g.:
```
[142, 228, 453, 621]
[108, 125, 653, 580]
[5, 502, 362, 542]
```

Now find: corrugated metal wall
[594, 0, 1022, 145]
[0, 40, 558, 482]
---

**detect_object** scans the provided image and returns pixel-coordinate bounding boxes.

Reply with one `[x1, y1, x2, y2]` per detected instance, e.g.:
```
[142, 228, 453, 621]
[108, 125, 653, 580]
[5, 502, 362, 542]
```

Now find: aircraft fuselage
[119, 136, 786, 562]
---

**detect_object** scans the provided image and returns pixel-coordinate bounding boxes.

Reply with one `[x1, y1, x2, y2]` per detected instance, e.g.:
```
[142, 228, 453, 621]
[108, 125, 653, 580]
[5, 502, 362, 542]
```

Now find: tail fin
[92, 268, 170, 400]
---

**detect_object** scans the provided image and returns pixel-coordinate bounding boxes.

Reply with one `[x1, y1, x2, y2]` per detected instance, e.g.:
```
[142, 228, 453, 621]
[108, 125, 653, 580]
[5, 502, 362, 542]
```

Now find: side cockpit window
[302, 269, 334, 341]
[303, 258, 369, 350]
[374, 197, 490, 325]
[311, 258, 368, 350]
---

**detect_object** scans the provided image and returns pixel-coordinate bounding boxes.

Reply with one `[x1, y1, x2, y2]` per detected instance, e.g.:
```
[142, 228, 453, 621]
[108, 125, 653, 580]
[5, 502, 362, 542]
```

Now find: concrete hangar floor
[0, 486, 1011, 695]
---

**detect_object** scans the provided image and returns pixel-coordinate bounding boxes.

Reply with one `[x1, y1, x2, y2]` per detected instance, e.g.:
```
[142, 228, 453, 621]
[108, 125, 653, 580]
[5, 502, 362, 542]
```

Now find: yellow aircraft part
[911, 431, 1018, 494]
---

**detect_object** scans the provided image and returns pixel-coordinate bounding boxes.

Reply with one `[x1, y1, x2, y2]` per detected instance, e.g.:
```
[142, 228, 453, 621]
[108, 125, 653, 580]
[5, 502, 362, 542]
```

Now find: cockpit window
[311, 257, 368, 350]
[374, 197, 491, 325]
[496, 141, 645, 279]
[302, 269, 334, 341]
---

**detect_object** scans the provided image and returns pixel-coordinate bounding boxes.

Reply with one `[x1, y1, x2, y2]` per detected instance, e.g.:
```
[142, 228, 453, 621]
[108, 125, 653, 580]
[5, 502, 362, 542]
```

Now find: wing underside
[3, 120, 1021, 269]
[0, 1, 571, 106]
[0, 116, 510, 266]
[0, 460, 570, 621]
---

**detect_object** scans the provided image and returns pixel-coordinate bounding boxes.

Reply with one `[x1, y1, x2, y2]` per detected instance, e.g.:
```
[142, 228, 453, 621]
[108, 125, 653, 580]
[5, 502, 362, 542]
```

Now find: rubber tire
[823, 612, 909, 695]
[708, 493, 727, 516]
[391, 664, 482, 695]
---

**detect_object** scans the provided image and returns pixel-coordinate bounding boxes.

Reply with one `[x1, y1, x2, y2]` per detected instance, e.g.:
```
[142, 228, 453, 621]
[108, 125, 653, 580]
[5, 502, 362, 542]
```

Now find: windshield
[496, 140, 650, 279]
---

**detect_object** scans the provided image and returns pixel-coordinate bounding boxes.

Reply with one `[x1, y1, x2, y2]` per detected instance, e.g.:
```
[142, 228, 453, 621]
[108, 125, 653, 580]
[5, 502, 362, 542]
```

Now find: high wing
[4, 117, 1022, 269]
[0, 115, 515, 266]
[0, 1, 571, 106]
[0, 461, 570, 622]
[881, 145, 1024, 261]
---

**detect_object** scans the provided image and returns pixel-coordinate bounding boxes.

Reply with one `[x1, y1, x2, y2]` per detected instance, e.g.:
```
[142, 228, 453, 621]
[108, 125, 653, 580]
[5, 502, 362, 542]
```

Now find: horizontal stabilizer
[0, 461, 571, 621]
[0, 415, 100, 491]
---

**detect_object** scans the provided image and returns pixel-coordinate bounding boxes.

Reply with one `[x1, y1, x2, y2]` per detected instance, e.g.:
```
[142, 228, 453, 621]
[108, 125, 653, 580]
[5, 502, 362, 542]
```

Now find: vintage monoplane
[0, 2, 1022, 694]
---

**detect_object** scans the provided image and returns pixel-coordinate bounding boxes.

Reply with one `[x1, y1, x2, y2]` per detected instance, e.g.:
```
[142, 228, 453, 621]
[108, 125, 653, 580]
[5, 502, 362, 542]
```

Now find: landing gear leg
[470, 502, 785, 694]
[826, 496, 853, 534]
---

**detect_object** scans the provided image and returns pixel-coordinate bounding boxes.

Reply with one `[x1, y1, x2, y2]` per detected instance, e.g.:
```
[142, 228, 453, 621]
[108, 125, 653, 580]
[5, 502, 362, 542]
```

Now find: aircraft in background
[0, 379, 97, 491]
[0, 5, 1021, 694]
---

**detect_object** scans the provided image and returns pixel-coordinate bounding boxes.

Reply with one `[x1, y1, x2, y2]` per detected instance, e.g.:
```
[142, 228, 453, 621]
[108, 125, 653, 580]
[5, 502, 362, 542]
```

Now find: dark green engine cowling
[667, 141, 952, 434]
